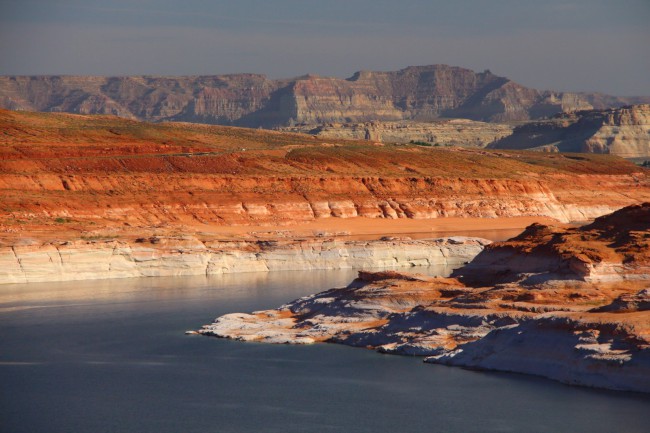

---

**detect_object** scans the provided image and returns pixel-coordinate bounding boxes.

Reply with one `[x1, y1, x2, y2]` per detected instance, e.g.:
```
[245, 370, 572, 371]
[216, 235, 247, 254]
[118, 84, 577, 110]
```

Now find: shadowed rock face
[199, 204, 650, 393]
[2, 65, 649, 127]
[488, 104, 650, 157]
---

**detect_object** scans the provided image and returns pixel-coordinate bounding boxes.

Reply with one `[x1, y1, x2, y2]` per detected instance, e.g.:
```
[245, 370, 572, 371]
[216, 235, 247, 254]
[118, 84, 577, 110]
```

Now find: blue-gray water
[1, 268, 648, 433]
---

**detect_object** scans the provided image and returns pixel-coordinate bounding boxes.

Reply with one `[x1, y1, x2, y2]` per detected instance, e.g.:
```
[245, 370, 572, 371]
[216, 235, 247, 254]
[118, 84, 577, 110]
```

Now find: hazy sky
[1, 0, 649, 95]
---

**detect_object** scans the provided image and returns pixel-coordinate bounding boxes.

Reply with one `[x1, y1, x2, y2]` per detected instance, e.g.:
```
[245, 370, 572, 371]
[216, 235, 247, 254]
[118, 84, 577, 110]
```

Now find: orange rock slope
[1, 109, 650, 245]
[459, 203, 650, 284]
[199, 204, 650, 393]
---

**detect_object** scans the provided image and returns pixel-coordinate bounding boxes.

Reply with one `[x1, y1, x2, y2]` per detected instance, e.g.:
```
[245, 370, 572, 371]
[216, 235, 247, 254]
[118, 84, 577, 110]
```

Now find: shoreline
[0, 235, 489, 285]
[0, 215, 557, 246]
[197, 204, 650, 393]
[0, 216, 551, 285]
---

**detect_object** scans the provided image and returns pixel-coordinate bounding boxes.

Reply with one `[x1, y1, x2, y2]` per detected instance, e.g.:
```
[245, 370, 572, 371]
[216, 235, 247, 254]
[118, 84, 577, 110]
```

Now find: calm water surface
[1, 268, 648, 433]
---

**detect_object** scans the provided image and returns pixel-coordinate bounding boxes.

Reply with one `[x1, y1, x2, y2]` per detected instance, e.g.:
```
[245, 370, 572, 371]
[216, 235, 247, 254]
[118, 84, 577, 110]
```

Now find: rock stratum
[2, 109, 650, 284]
[199, 204, 650, 393]
[2, 65, 649, 127]
[489, 104, 650, 157]
[0, 236, 487, 284]
[2, 108, 650, 245]
[277, 119, 514, 148]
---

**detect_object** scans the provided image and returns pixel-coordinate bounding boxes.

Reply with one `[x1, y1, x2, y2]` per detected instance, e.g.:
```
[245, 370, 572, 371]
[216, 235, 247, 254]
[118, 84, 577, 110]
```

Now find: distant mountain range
[1, 65, 649, 127]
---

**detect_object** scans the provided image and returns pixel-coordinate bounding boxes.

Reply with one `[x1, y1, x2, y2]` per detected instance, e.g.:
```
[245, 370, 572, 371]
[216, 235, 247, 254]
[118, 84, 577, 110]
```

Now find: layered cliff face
[0, 236, 488, 284]
[457, 203, 650, 284]
[198, 204, 650, 393]
[489, 104, 650, 157]
[2, 109, 650, 247]
[277, 119, 513, 147]
[0, 74, 286, 126]
[2, 65, 648, 127]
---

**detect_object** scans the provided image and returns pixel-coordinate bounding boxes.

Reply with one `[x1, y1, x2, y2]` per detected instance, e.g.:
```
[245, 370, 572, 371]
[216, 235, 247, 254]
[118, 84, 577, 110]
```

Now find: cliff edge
[2, 109, 650, 247]
[489, 104, 650, 157]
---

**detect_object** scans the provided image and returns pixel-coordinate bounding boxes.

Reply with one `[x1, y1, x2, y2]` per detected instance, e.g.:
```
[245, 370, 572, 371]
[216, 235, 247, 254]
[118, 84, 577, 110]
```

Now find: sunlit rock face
[277, 119, 514, 148]
[2, 109, 650, 289]
[458, 202, 650, 284]
[0, 237, 488, 284]
[489, 104, 650, 157]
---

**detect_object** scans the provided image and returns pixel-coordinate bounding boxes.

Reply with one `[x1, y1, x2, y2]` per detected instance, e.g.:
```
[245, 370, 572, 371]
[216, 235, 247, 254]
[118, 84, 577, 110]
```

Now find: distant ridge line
[1, 65, 649, 127]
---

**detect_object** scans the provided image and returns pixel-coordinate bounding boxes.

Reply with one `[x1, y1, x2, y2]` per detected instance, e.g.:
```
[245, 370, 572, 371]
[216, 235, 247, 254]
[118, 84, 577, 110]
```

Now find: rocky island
[199, 204, 650, 393]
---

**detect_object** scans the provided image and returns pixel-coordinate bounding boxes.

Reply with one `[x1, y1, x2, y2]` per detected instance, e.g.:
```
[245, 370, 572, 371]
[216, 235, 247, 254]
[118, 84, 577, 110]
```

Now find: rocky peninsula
[199, 204, 650, 393]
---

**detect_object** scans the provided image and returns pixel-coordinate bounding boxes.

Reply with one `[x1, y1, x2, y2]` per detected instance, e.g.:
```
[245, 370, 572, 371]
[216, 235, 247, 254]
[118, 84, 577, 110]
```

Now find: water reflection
[0, 265, 455, 308]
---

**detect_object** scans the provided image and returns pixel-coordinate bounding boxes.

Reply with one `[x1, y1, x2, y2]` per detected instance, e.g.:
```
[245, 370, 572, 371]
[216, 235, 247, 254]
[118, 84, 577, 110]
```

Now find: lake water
[1, 268, 649, 433]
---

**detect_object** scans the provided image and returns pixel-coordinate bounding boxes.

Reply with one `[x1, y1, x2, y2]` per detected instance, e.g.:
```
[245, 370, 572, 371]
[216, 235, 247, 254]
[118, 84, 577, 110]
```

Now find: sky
[1, 0, 649, 96]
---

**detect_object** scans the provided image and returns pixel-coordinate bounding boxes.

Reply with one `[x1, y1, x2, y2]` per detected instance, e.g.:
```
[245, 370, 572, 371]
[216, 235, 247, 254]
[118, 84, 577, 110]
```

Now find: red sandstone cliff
[1, 109, 649, 244]
[457, 203, 650, 284]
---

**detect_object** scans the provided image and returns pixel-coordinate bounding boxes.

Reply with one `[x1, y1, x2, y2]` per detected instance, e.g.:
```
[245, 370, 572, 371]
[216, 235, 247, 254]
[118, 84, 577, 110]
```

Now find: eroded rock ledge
[0, 236, 488, 284]
[199, 204, 650, 393]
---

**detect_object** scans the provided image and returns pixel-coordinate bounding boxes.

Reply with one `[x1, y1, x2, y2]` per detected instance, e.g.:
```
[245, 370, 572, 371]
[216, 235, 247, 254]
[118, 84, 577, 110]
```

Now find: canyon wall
[2, 109, 650, 244]
[0, 237, 487, 285]
[277, 119, 513, 147]
[489, 104, 650, 157]
[2, 173, 647, 235]
[2, 65, 648, 127]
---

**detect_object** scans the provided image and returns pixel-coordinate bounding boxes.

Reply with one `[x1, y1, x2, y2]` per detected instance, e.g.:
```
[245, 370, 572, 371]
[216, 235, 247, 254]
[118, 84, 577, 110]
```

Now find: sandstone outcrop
[199, 204, 650, 393]
[457, 203, 650, 284]
[2, 109, 650, 246]
[0, 236, 487, 284]
[489, 104, 650, 157]
[2, 66, 649, 127]
[278, 119, 513, 147]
